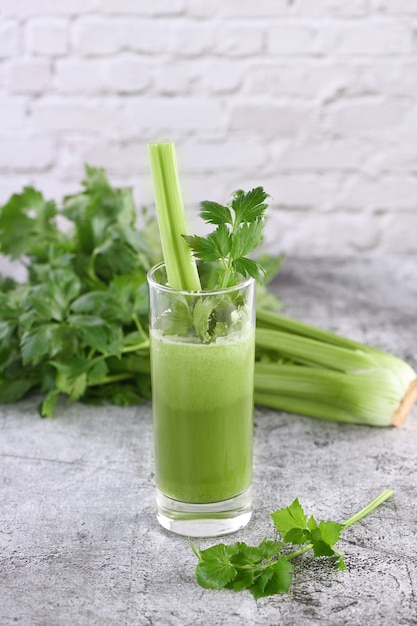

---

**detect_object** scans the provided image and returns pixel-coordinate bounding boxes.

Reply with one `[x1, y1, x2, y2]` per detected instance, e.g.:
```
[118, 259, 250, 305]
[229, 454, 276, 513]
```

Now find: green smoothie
[150, 328, 255, 504]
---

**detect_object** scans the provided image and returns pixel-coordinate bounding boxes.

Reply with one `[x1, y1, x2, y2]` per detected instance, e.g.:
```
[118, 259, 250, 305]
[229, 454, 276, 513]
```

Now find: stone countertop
[1, 257, 417, 626]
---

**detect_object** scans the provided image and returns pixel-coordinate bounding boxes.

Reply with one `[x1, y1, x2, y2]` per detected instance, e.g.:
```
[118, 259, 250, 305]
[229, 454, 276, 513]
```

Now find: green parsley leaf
[87, 359, 109, 385]
[156, 298, 194, 337]
[192, 492, 394, 599]
[185, 187, 269, 289]
[317, 520, 344, 546]
[230, 219, 264, 260]
[250, 557, 294, 599]
[51, 356, 89, 401]
[258, 538, 285, 559]
[230, 542, 266, 566]
[271, 498, 308, 539]
[0, 187, 60, 260]
[0, 378, 39, 403]
[195, 543, 239, 590]
[233, 257, 265, 282]
[184, 234, 223, 263]
[200, 201, 232, 225]
[38, 389, 60, 418]
[193, 297, 217, 343]
[228, 568, 255, 591]
[230, 187, 269, 225]
[21, 324, 71, 366]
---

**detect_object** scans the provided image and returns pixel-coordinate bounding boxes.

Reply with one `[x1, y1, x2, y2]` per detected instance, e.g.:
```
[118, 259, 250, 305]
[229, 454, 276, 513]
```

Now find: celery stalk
[148, 142, 201, 291]
[256, 327, 379, 373]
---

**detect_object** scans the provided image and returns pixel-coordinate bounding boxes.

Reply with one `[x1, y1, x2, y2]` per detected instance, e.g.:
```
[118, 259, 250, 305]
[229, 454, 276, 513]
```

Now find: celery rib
[256, 327, 378, 373]
[148, 143, 201, 291]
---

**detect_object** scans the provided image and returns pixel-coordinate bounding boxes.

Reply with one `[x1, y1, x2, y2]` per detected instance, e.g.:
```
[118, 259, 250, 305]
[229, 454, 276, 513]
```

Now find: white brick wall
[0, 0, 416, 264]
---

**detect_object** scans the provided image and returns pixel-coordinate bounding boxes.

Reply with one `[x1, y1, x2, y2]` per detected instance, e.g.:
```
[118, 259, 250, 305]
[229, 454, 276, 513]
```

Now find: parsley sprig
[184, 187, 269, 289]
[192, 489, 394, 599]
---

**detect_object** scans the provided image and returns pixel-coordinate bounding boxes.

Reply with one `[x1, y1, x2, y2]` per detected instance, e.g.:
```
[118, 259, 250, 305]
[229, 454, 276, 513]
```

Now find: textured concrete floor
[1, 257, 417, 626]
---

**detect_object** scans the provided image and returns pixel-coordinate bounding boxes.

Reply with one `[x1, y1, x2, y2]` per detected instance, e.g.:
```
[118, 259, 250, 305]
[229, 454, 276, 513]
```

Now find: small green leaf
[231, 219, 264, 260]
[335, 556, 347, 571]
[68, 315, 115, 354]
[195, 543, 239, 590]
[255, 253, 285, 285]
[102, 325, 124, 357]
[311, 540, 337, 558]
[51, 356, 89, 401]
[271, 498, 308, 538]
[38, 389, 60, 418]
[193, 297, 216, 343]
[21, 323, 68, 365]
[184, 234, 220, 263]
[0, 187, 59, 260]
[308, 520, 344, 557]
[318, 520, 344, 546]
[0, 378, 37, 403]
[156, 297, 193, 337]
[283, 527, 309, 545]
[230, 187, 269, 225]
[87, 359, 109, 384]
[250, 568, 274, 599]
[71, 291, 109, 315]
[233, 257, 265, 281]
[200, 200, 232, 225]
[258, 538, 284, 559]
[212, 223, 232, 258]
[231, 543, 265, 566]
[229, 568, 255, 591]
[254, 557, 294, 598]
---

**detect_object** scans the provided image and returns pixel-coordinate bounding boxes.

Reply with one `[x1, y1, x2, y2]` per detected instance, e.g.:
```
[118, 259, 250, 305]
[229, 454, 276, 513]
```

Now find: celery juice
[150, 328, 255, 504]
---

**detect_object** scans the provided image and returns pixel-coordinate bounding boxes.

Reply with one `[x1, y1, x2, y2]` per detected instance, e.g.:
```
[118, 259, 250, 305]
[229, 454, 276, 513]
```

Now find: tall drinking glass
[148, 263, 256, 537]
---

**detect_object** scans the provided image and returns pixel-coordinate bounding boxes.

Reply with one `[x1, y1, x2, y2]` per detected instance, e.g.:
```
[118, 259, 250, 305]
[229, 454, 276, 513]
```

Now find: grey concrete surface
[1, 257, 417, 626]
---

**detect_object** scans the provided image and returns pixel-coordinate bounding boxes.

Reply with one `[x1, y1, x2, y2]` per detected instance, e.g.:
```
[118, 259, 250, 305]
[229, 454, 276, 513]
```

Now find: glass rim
[147, 262, 255, 296]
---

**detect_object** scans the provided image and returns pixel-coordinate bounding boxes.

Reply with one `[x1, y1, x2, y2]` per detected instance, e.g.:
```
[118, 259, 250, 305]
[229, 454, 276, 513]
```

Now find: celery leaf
[185, 187, 270, 288]
[192, 492, 394, 598]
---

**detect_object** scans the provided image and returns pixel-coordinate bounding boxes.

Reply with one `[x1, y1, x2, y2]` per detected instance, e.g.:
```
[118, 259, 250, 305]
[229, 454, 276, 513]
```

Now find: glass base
[156, 486, 252, 537]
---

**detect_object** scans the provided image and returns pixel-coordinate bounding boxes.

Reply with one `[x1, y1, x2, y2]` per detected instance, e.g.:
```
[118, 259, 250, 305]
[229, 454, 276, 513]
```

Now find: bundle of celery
[0, 158, 416, 424]
[255, 310, 417, 427]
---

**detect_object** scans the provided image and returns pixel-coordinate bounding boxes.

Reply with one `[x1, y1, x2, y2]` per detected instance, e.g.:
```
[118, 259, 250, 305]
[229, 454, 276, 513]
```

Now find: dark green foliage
[184, 187, 270, 287]
[0, 166, 158, 416]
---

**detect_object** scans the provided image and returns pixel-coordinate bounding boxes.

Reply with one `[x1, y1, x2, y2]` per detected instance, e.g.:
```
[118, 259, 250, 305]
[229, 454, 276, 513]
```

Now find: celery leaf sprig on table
[184, 187, 270, 289]
[192, 489, 394, 599]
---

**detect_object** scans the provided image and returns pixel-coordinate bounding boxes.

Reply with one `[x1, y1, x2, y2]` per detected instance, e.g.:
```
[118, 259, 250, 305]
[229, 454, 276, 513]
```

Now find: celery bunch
[255, 310, 417, 427]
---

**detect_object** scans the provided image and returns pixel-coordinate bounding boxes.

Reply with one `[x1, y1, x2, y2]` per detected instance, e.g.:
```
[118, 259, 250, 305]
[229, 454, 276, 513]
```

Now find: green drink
[148, 263, 256, 537]
[151, 330, 254, 504]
